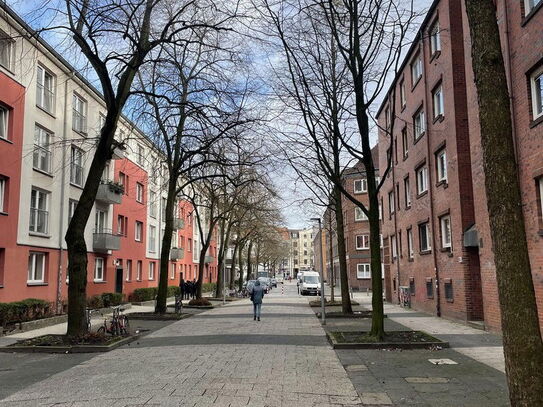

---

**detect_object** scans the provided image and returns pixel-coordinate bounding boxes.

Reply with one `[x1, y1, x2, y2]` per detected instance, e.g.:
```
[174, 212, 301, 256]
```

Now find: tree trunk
[155, 178, 177, 313]
[464, 1, 543, 404]
[328, 223, 335, 303]
[65, 117, 117, 337]
[229, 242, 239, 290]
[246, 240, 254, 280]
[238, 242, 245, 292]
[333, 185, 352, 314]
[216, 221, 232, 298]
[368, 192, 384, 339]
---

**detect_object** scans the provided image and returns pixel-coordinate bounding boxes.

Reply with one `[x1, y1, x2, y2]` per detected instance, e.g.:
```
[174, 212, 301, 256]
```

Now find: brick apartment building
[0, 4, 218, 307]
[321, 150, 383, 292]
[377, 0, 543, 331]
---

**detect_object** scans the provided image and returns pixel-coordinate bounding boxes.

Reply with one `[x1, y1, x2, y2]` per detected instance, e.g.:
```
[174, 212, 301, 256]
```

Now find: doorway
[115, 267, 123, 294]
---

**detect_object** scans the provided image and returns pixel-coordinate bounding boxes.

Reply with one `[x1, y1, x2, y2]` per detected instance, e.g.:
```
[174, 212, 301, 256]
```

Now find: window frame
[524, 0, 543, 16]
[356, 263, 371, 279]
[0, 177, 5, 213]
[33, 125, 53, 174]
[149, 190, 157, 218]
[402, 127, 408, 158]
[136, 182, 144, 203]
[429, 19, 441, 56]
[94, 257, 105, 282]
[0, 30, 14, 71]
[404, 176, 411, 208]
[136, 260, 142, 281]
[355, 234, 370, 250]
[419, 222, 432, 252]
[126, 259, 132, 282]
[440, 215, 452, 249]
[416, 165, 428, 195]
[148, 225, 156, 253]
[530, 65, 543, 121]
[354, 207, 368, 221]
[0, 104, 9, 141]
[70, 145, 84, 187]
[436, 149, 447, 183]
[27, 252, 46, 283]
[36, 65, 56, 114]
[410, 52, 422, 87]
[432, 83, 444, 119]
[407, 228, 414, 259]
[354, 179, 367, 194]
[400, 79, 406, 109]
[149, 262, 155, 280]
[30, 187, 49, 234]
[413, 108, 426, 141]
[135, 221, 143, 242]
[72, 93, 87, 134]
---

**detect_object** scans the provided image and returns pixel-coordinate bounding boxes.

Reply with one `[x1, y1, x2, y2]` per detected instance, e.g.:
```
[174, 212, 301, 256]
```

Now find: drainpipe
[55, 71, 73, 314]
[421, 32, 441, 317]
[389, 91, 401, 305]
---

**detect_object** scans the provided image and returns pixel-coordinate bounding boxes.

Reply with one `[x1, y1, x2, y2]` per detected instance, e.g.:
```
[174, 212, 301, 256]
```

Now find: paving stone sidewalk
[0, 290, 362, 407]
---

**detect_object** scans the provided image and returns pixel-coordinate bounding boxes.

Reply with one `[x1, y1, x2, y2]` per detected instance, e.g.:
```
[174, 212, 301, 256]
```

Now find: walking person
[250, 280, 265, 321]
[179, 274, 185, 300]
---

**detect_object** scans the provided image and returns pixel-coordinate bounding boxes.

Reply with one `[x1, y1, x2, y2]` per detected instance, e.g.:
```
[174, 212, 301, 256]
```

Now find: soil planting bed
[309, 300, 359, 307]
[327, 330, 449, 349]
[128, 312, 193, 321]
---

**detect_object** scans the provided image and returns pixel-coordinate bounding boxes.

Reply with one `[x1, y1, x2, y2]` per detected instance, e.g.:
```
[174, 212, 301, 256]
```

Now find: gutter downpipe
[56, 71, 73, 314]
[421, 32, 441, 317]
[389, 92, 401, 305]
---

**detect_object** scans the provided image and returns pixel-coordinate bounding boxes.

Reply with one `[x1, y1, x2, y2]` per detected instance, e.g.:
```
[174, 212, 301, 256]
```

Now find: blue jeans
[253, 302, 262, 318]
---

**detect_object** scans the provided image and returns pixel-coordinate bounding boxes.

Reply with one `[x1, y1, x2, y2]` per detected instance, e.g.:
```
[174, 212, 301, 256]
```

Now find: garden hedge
[0, 298, 53, 327]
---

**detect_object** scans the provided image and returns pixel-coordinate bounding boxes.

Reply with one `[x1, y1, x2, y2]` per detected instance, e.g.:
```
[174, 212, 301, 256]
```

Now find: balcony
[173, 217, 185, 230]
[170, 247, 184, 261]
[204, 255, 214, 264]
[96, 181, 124, 204]
[93, 229, 121, 252]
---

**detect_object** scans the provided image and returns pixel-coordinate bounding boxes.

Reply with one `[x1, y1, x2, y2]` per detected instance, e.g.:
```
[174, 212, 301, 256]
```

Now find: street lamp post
[310, 217, 326, 325]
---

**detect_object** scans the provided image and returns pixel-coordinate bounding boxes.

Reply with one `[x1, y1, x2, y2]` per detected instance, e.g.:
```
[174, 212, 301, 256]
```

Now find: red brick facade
[377, 0, 543, 332]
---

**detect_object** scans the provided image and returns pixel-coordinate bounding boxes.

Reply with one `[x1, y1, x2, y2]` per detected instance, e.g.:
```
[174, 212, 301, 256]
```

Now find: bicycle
[97, 305, 130, 336]
[86, 308, 102, 332]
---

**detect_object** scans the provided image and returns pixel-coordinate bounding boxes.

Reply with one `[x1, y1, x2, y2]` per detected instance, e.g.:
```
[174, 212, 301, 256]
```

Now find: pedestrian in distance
[179, 276, 185, 300]
[250, 280, 265, 321]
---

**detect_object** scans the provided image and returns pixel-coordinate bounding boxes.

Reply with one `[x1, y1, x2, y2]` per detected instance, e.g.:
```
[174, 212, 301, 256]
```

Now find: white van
[300, 271, 321, 296]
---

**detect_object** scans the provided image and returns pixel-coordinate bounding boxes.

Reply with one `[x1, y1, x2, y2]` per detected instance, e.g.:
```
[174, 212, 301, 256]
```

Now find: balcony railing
[93, 229, 120, 252]
[170, 247, 184, 261]
[173, 217, 185, 230]
[96, 180, 124, 204]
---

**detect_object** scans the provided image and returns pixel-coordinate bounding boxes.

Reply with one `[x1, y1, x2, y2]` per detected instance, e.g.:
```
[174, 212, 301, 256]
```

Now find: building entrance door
[115, 267, 123, 294]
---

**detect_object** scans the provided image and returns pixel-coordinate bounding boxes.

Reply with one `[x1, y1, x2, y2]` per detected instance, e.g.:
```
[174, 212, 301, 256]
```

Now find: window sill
[433, 114, 445, 124]
[429, 50, 441, 63]
[530, 115, 543, 129]
[33, 168, 54, 178]
[416, 190, 428, 199]
[403, 153, 408, 161]
[36, 105, 56, 119]
[408, 258, 414, 262]
[70, 182, 84, 190]
[405, 205, 412, 211]
[72, 129, 88, 138]
[522, 2, 543, 26]
[0, 137, 13, 145]
[440, 247, 452, 253]
[27, 282, 48, 286]
[413, 132, 425, 146]
[93, 280, 106, 283]
[446, 298, 454, 303]
[29, 232, 51, 238]
[0, 211, 7, 216]
[426, 296, 434, 300]
[420, 250, 432, 256]
[436, 180, 448, 188]
[411, 76, 422, 91]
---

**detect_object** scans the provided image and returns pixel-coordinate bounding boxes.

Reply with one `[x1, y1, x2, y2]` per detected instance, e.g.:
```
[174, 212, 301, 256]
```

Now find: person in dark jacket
[250, 280, 265, 321]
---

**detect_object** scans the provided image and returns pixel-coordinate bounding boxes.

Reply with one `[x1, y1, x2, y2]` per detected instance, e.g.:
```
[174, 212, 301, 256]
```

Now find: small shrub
[0, 298, 52, 327]
[87, 295, 104, 309]
[188, 298, 212, 306]
[167, 286, 180, 297]
[101, 292, 123, 307]
[202, 283, 216, 294]
[130, 287, 158, 302]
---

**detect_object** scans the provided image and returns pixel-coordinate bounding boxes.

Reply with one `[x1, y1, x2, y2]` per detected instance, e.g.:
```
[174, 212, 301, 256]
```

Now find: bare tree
[463, 0, 543, 404]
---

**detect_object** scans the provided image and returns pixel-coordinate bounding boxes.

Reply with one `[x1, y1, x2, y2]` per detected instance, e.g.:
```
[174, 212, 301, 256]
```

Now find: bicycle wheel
[97, 326, 105, 335]
[120, 315, 130, 335]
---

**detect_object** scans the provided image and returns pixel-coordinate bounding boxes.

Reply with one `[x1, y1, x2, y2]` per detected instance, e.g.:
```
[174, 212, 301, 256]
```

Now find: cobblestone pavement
[0, 284, 361, 407]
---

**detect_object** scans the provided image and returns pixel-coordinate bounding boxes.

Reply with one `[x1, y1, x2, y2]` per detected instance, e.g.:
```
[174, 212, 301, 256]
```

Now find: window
[0, 30, 14, 70]
[117, 215, 127, 236]
[94, 258, 104, 281]
[356, 235, 369, 250]
[429, 20, 441, 55]
[0, 177, 5, 213]
[72, 93, 87, 134]
[188, 238, 192, 252]
[149, 262, 155, 280]
[444, 280, 454, 301]
[136, 260, 142, 281]
[388, 190, 395, 216]
[28, 252, 46, 283]
[530, 66, 543, 120]
[402, 127, 408, 158]
[525, 0, 543, 15]
[171, 263, 176, 280]
[149, 190, 157, 218]
[391, 235, 397, 260]
[0, 105, 9, 140]
[414, 108, 426, 140]
[407, 228, 414, 259]
[354, 179, 367, 193]
[30, 188, 49, 234]
[36, 66, 55, 113]
[400, 79, 406, 108]
[404, 176, 411, 208]
[148, 225, 156, 252]
[33, 126, 53, 173]
[409, 279, 415, 295]
[126, 260, 132, 281]
[426, 279, 434, 298]
[436, 149, 447, 182]
[137, 144, 144, 166]
[440, 215, 452, 249]
[70, 146, 84, 186]
[411, 53, 422, 85]
[432, 84, 444, 118]
[416, 165, 428, 195]
[162, 197, 167, 219]
[135, 221, 143, 241]
[419, 222, 431, 252]
[94, 209, 107, 233]
[136, 182, 144, 203]
[357, 263, 371, 279]
[68, 199, 78, 223]
[538, 178, 543, 225]
[355, 207, 368, 221]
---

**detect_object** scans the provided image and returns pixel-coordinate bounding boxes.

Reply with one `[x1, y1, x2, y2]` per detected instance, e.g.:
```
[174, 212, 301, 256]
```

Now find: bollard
[281, 285, 284, 295]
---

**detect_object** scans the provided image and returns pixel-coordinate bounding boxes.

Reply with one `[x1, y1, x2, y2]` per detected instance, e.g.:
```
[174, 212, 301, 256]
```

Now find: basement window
[426, 279, 434, 299]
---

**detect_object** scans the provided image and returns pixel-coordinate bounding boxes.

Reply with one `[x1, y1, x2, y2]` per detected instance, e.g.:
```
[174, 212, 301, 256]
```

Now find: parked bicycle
[97, 305, 130, 336]
[85, 308, 102, 331]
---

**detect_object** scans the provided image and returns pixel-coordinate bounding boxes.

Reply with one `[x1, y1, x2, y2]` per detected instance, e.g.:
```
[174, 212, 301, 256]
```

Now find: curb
[326, 332, 449, 350]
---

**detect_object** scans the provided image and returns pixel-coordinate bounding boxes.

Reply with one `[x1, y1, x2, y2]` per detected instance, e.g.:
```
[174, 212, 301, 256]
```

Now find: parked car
[275, 275, 284, 284]
[300, 271, 321, 296]
[271, 278, 277, 288]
